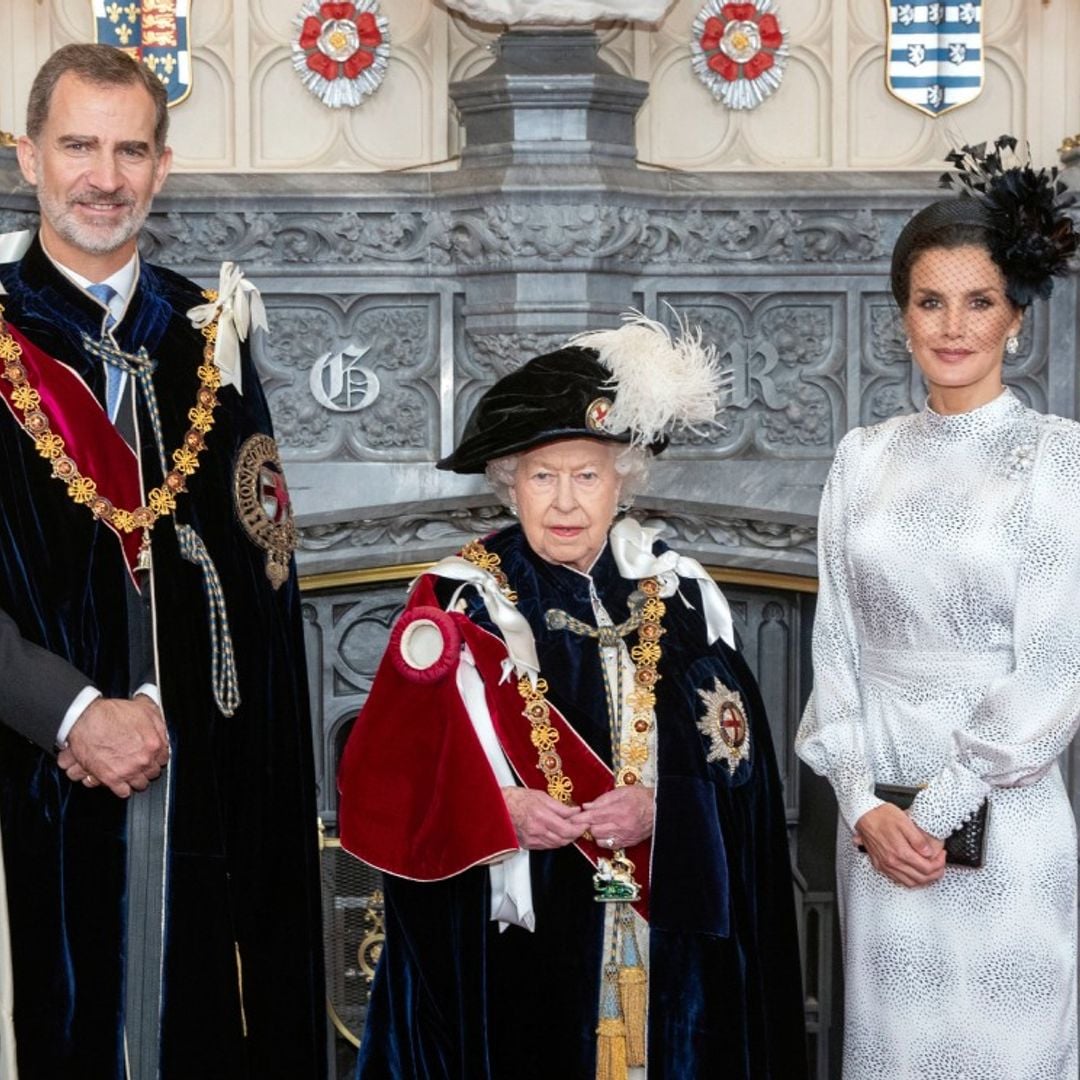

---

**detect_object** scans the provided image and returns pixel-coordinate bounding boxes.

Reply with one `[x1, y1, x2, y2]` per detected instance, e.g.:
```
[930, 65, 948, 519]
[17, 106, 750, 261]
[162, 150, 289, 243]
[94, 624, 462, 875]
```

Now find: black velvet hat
[437, 313, 727, 475]
[436, 347, 645, 474]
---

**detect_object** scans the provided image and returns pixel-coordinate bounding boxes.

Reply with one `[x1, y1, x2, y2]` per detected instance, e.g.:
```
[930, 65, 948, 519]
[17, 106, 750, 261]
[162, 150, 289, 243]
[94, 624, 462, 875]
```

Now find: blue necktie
[86, 282, 123, 419]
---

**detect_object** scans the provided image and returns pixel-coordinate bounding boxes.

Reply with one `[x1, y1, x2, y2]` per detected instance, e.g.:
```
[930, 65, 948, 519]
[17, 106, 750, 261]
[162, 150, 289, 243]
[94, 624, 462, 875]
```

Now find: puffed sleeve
[909, 422, 1080, 838]
[795, 428, 884, 832]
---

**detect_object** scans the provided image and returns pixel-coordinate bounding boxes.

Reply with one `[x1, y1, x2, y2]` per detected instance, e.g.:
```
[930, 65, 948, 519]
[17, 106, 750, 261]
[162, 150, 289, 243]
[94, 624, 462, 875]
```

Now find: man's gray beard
[38, 188, 150, 256]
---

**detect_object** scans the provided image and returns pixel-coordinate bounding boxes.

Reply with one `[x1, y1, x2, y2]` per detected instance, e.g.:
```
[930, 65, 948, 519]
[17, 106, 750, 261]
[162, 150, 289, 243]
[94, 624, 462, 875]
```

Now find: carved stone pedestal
[448, 30, 650, 346]
[449, 29, 647, 168]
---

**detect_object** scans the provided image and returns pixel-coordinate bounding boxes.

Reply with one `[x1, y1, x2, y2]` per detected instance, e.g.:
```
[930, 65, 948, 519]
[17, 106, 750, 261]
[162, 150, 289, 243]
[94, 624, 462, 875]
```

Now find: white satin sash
[609, 518, 735, 648]
[416, 556, 541, 684]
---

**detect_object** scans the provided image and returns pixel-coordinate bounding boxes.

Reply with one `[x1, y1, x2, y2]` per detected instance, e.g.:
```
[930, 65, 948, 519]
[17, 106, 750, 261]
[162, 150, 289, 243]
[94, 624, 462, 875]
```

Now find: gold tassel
[618, 963, 647, 1066]
[596, 1016, 629, 1080]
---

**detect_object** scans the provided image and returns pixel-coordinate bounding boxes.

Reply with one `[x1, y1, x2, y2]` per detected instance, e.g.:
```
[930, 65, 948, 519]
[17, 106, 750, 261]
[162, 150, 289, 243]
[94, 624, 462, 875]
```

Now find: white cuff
[133, 683, 160, 708]
[56, 686, 102, 748]
[840, 785, 885, 836]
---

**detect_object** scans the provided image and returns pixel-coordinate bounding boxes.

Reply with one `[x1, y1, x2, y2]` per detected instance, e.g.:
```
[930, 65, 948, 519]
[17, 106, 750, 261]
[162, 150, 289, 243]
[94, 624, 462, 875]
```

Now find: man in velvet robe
[0, 44, 325, 1078]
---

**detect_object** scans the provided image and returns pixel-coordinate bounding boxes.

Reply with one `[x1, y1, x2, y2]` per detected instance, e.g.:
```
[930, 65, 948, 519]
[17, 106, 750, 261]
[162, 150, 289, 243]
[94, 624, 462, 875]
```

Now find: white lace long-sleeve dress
[796, 389, 1080, 1080]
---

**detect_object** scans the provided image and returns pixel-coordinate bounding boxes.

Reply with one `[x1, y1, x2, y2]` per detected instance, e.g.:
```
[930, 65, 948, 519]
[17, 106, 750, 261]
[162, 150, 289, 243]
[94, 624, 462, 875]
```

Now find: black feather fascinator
[939, 134, 1079, 305]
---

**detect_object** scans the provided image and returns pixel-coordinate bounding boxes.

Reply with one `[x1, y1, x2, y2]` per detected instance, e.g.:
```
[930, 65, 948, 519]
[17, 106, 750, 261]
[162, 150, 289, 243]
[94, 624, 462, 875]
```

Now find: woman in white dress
[796, 138, 1080, 1079]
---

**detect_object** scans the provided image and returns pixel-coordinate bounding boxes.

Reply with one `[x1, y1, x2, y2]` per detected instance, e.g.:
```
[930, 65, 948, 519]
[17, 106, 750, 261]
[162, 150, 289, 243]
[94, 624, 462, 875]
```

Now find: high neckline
[918, 387, 1024, 441]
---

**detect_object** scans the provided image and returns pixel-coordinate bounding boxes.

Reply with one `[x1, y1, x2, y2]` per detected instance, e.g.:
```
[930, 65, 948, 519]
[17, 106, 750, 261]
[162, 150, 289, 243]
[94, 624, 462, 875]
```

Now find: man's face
[17, 71, 172, 277]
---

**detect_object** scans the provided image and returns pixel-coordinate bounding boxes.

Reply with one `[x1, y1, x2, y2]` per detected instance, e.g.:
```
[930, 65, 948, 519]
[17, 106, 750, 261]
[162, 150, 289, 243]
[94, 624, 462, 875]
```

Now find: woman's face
[904, 244, 1023, 408]
[511, 439, 622, 573]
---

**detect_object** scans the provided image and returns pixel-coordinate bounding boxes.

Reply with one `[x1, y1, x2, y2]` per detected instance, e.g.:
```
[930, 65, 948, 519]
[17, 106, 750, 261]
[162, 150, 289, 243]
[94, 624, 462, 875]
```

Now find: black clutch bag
[873, 783, 989, 869]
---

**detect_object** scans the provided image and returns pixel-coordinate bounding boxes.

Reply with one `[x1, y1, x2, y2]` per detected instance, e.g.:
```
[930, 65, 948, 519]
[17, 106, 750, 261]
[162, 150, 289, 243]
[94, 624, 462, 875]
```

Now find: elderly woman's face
[511, 439, 622, 573]
[904, 244, 1022, 407]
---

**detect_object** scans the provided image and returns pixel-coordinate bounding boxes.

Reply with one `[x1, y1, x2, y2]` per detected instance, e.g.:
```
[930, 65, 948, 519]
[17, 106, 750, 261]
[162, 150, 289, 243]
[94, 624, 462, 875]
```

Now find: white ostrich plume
[568, 309, 730, 445]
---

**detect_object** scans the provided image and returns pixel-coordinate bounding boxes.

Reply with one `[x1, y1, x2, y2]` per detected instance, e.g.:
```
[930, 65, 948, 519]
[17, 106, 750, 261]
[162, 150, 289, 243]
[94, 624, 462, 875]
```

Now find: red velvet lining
[0, 320, 142, 574]
[338, 573, 650, 919]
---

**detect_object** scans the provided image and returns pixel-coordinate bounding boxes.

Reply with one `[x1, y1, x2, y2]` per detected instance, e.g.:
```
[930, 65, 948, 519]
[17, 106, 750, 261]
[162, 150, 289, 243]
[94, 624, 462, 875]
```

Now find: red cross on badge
[586, 396, 614, 432]
[719, 702, 746, 748]
[261, 467, 291, 524]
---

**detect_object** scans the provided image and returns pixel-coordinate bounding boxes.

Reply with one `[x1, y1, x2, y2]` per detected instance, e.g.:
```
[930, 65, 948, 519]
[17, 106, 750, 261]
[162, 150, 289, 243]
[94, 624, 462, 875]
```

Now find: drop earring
[1005, 335, 1019, 355]
[904, 337, 913, 353]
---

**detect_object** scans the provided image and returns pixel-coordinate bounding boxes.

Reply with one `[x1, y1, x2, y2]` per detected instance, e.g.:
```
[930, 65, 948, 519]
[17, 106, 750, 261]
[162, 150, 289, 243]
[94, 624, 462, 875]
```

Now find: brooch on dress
[1003, 442, 1036, 479]
[697, 678, 751, 774]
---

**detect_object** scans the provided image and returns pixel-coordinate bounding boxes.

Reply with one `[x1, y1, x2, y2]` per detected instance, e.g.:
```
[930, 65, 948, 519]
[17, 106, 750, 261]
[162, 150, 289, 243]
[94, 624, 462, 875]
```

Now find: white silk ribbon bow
[185, 262, 268, 396]
[609, 517, 735, 648]
[415, 557, 541, 683]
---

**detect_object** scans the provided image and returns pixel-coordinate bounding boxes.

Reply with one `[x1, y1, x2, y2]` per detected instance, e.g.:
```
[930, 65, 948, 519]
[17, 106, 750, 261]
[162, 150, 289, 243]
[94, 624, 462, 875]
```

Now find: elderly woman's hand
[854, 803, 946, 888]
[502, 787, 587, 850]
[579, 786, 655, 850]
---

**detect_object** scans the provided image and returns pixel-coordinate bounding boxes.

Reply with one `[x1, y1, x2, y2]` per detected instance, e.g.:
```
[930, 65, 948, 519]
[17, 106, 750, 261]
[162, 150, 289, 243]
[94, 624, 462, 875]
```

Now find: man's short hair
[26, 43, 169, 155]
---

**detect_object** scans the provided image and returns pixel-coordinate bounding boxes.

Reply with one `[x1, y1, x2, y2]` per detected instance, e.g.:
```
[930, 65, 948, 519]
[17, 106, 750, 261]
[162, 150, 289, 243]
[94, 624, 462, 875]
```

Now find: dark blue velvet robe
[0, 237, 326, 1079]
[356, 524, 806, 1079]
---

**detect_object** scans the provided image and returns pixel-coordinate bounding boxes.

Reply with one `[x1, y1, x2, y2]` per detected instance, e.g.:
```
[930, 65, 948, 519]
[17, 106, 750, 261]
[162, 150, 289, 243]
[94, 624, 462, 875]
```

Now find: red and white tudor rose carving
[691, 0, 788, 111]
[291, 0, 390, 109]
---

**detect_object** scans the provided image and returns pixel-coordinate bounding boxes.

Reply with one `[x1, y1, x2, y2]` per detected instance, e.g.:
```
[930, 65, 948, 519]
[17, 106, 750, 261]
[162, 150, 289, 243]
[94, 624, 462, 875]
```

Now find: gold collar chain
[459, 539, 665, 800]
[0, 294, 223, 566]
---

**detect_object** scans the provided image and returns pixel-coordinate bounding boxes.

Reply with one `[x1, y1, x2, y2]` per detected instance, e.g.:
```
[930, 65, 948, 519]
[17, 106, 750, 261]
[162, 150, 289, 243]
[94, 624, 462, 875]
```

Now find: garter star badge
[234, 434, 297, 590]
[884, 0, 983, 117]
[697, 678, 750, 774]
[94, 0, 193, 107]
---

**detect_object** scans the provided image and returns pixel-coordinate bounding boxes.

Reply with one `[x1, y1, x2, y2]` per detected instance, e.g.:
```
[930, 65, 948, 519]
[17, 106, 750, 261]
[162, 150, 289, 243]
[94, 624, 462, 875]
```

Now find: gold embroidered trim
[460, 538, 664, 801]
[460, 539, 517, 603]
[0, 295, 223, 557]
[618, 576, 665, 788]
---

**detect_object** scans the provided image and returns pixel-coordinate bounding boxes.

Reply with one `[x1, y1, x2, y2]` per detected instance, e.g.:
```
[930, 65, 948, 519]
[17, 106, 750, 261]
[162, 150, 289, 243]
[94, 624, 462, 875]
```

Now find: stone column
[447, 27, 650, 362]
[449, 28, 647, 168]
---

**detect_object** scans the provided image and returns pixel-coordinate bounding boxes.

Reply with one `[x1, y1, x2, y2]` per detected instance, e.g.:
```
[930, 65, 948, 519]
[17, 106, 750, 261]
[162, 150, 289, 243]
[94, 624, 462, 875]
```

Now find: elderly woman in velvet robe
[339, 316, 807, 1080]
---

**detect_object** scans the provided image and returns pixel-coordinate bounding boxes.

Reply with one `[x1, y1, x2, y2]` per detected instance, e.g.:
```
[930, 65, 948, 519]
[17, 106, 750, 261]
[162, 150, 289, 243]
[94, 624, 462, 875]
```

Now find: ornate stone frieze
[626, 206, 885, 266]
[638, 510, 817, 561]
[298, 506, 816, 574]
[0, 210, 36, 235]
[126, 204, 887, 272]
[446, 205, 884, 268]
[139, 209, 456, 269]
[298, 506, 514, 553]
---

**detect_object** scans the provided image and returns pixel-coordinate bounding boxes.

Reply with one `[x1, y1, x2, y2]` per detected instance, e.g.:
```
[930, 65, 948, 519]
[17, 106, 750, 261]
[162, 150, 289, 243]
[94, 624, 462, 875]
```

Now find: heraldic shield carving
[94, 0, 193, 107]
[884, 0, 983, 118]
